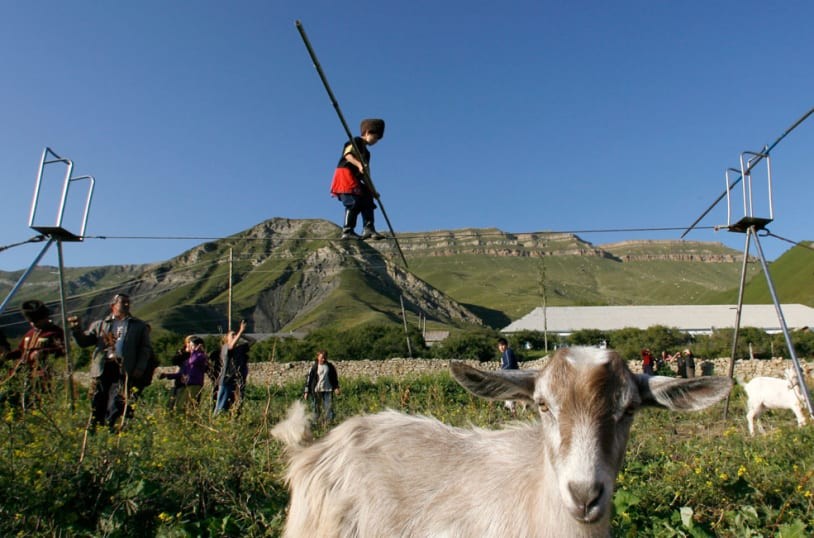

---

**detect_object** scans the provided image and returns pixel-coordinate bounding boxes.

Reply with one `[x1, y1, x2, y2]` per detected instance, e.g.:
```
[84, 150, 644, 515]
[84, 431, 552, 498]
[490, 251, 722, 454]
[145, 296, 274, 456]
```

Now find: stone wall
[74, 356, 813, 389]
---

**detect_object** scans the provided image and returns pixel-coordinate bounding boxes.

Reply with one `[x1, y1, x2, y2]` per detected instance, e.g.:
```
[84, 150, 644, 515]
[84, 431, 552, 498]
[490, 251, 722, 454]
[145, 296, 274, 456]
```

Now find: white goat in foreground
[743, 368, 809, 436]
[271, 347, 732, 538]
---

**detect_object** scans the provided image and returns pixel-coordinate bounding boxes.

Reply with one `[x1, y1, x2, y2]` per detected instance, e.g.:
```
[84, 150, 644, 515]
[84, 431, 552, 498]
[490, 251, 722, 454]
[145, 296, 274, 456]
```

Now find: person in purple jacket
[160, 336, 208, 412]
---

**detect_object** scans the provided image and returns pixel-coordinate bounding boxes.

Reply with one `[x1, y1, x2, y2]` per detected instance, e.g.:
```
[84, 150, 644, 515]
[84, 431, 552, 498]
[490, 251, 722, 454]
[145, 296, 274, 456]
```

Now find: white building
[502, 304, 814, 336]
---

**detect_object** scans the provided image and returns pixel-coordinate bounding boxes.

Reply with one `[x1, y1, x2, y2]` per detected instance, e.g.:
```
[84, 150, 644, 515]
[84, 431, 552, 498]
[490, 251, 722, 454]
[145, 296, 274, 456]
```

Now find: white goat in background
[272, 346, 732, 538]
[742, 367, 810, 436]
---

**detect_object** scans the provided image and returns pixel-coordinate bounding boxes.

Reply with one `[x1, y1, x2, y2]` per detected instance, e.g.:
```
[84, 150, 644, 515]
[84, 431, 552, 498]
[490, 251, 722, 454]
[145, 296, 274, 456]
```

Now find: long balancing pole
[295, 20, 408, 268]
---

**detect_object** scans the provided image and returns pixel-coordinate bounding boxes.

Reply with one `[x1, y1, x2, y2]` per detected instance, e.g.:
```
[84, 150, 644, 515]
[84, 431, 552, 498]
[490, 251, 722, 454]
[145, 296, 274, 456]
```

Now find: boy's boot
[361, 224, 384, 240]
[341, 209, 360, 239]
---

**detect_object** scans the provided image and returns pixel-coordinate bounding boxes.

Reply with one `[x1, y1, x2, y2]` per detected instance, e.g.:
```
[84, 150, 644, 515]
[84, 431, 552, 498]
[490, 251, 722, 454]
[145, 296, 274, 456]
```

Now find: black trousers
[91, 360, 126, 429]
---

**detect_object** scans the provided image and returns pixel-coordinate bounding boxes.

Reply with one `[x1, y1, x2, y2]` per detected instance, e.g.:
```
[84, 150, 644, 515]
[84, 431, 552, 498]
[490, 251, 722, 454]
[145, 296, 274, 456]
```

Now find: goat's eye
[537, 400, 549, 413]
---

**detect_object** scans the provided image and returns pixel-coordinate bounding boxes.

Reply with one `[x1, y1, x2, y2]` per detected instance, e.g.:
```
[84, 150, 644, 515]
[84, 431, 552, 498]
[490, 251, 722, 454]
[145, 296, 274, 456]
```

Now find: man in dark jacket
[303, 350, 340, 423]
[498, 337, 519, 414]
[69, 293, 152, 430]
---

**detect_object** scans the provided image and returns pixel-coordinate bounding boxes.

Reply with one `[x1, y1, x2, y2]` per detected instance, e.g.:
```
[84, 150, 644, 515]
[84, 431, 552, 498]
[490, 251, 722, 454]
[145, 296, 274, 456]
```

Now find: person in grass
[303, 349, 340, 424]
[330, 118, 386, 240]
[214, 320, 254, 416]
[497, 337, 519, 414]
[681, 348, 696, 378]
[1, 300, 65, 409]
[69, 293, 152, 430]
[641, 348, 655, 375]
[166, 335, 194, 410]
[159, 336, 208, 413]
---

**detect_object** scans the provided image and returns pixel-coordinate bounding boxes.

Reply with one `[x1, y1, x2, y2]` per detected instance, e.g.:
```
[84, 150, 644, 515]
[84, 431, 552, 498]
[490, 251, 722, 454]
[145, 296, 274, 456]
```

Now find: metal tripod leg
[56, 240, 75, 410]
[723, 230, 752, 420]
[751, 230, 814, 417]
[0, 237, 55, 315]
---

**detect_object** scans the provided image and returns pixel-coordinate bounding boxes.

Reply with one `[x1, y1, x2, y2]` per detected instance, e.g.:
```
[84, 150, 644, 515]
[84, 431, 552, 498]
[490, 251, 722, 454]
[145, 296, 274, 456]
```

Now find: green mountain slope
[0, 219, 482, 336]
[741, 241, 814, 304]
[398, 236, 762, 326]
[1, 220, 808, 337]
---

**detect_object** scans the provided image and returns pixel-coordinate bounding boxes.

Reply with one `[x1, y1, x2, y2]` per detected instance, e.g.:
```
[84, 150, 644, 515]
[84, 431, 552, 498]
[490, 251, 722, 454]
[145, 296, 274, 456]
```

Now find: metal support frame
[719, 149, 813, 420]
[0, 147, 95, 409]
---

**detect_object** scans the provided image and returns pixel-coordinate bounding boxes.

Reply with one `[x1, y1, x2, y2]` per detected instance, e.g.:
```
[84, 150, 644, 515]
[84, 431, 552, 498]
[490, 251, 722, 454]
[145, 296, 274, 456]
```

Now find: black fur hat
[21, 300, 50, 322]
[360, 118, 385, 138]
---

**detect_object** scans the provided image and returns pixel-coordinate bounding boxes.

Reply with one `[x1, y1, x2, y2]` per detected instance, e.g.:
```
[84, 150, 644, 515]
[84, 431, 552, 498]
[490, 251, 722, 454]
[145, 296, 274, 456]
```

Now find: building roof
[502, 304, 814, 335]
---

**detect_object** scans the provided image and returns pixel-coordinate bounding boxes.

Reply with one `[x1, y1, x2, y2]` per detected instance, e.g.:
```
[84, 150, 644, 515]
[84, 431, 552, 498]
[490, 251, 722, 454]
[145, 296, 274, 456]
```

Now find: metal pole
[400, 295, 413, 358]
[0, 238, 55, 315]
[295, 20, 409, 268]
[56, 240, 75, 411]
[228, 247, 233, 331]
[751, 231, 814, 417]
[722, 229, 752, 420]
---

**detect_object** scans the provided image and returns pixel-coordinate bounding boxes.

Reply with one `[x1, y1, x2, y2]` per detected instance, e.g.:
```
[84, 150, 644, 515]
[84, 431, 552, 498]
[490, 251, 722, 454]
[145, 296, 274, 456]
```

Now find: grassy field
[1, 368, 812, 537]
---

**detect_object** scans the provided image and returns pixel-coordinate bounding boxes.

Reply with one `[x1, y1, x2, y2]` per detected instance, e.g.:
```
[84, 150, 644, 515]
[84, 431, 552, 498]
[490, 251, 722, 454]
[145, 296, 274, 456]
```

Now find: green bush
[429, 328, 501, 361]
[247, 324, 427, 363]
[249, 335, 317, 363]
[316, 324, 425, 361]
[568, 328, 612, 348]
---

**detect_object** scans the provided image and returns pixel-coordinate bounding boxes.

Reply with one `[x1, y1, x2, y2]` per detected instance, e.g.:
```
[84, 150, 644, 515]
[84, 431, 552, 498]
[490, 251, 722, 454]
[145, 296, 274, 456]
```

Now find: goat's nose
[567, 481, 605, 521]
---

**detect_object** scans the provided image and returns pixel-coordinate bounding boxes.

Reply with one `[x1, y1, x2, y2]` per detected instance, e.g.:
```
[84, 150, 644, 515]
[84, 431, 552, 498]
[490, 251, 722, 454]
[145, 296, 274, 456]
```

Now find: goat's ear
[450, 361, 537, 401]
[637, 375, 733, 411]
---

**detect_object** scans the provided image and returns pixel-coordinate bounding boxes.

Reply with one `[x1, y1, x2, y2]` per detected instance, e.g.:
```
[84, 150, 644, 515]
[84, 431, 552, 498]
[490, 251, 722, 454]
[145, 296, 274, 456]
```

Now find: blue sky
[1, 1, 812, 272]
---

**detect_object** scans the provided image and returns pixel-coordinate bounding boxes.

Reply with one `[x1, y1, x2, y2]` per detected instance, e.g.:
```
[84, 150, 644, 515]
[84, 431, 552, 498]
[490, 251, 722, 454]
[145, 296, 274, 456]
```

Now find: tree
[430, 329, 501, 361]
[508, 330, 547, 351]
[151, 332, 187, 365]
[301, 324, 426, 361]
[568, 329, 610, 348]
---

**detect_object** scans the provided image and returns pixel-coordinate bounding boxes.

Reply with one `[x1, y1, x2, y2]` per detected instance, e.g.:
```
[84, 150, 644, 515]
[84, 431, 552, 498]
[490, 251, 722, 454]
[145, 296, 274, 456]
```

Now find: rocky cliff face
[236, 220, 480, 331]
[600, 240, 747, 262]
[371, 230, 745, 263]
[371, 229, 618, 259]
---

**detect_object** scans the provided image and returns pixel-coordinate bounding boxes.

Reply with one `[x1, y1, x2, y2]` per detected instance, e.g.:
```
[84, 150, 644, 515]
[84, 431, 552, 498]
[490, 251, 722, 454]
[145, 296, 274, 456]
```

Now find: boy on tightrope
[330, 118, 385, 240]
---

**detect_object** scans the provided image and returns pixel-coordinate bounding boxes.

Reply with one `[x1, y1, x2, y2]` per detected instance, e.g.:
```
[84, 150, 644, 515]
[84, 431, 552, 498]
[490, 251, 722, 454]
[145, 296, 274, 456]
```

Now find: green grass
[407, 254, 761, 322]
[1, 372, 812, 536]
[742, 242, 814, 305]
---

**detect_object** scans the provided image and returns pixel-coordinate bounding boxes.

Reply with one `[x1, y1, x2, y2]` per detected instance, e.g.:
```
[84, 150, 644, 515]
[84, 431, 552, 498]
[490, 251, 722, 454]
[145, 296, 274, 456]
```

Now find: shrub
[429, 328, 500, 361]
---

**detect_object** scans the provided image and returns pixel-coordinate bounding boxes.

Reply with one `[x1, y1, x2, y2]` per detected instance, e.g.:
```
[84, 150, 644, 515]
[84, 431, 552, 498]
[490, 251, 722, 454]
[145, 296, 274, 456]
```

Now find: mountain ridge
[0, 218, 807, 337]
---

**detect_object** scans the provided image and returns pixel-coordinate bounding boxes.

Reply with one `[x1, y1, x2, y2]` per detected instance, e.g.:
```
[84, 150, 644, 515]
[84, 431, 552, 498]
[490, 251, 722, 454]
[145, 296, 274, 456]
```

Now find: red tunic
[330, 137, 371, 196]
[330, 166, 362, 196]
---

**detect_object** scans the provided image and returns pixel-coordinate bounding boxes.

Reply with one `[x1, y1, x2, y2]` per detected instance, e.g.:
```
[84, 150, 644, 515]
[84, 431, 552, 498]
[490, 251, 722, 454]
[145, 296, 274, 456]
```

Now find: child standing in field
[160, 336, 208, 413]
[304, 350, 340, 424]
[330, 118, 386, 240]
